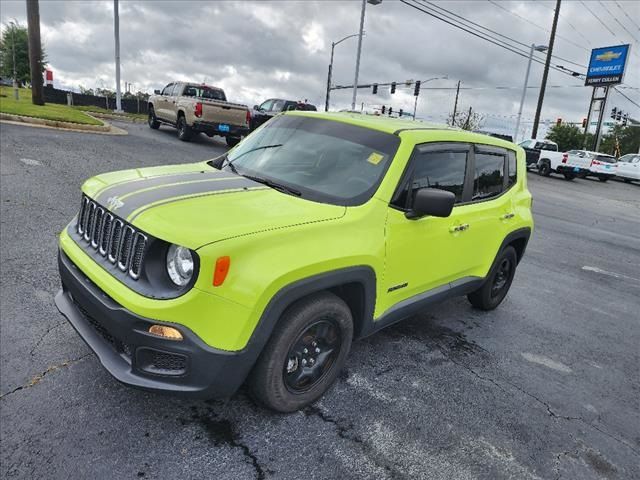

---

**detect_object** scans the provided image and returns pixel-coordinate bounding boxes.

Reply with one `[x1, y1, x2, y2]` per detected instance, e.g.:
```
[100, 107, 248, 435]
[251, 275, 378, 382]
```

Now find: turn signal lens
[213, 256, 231, 287]
[148, 325, 183, 341]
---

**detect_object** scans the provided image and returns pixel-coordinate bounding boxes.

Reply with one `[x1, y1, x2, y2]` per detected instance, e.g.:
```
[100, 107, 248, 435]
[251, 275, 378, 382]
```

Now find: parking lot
[1, 121, 639, 479]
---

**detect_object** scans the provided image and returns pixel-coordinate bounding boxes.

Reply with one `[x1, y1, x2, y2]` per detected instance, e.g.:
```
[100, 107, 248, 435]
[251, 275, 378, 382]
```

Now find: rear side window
[473, 152, 505, 200]
[394, 150, 468, 208]
[507, 151, 517, 187]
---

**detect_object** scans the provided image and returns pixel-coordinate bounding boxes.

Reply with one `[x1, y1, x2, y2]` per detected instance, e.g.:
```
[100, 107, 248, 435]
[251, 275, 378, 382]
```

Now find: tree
[448, 106, 484, 131]
[0, 22, 46, 86]
[545, 123, 587, 151]
[599, 124, 640, 156]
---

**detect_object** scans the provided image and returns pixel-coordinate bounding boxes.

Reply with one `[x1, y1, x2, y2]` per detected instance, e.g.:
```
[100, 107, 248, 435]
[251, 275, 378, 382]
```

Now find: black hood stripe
[110, 177, 259, 219]
[95, 171, 238, 203]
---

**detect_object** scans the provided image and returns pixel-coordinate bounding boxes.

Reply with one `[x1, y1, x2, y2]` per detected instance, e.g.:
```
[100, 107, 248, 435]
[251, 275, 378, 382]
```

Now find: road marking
[581, 266, 640, 283]
[521, 353, 572, 373]
[19, 158, 42, 166]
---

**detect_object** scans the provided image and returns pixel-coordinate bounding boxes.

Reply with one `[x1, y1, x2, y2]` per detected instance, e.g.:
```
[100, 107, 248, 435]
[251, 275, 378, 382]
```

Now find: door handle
[500, 213, 515, 220]
[449, 224, 470, 233]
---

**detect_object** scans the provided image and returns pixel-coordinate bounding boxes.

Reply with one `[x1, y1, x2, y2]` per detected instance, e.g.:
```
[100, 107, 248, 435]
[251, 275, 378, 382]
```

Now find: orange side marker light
[213, 256, 231, 287]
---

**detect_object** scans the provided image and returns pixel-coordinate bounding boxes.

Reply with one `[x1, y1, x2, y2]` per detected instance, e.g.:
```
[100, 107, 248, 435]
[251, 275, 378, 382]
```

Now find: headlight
[166, 244, 194, 286]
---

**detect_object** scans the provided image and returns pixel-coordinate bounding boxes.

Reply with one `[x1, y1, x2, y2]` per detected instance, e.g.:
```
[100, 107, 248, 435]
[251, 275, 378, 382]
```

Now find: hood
[82, 163, 346, 249]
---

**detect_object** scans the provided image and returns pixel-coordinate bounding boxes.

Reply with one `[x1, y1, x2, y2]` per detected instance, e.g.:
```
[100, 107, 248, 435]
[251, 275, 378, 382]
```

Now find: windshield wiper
[243, 174, 302, 197]
[224, 144, 283, 169]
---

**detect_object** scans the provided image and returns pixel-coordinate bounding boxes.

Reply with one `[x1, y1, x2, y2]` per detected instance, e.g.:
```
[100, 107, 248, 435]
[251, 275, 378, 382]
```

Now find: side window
[519, 140, 532, 149]
[171, 83, 182, 96]
[161, 83, 174, 96]
[393, 149, 468, 209]
[473, 152, 505, 200]
[259, 100, 273, 111]
[271, 99, 286, 112]
[507, 151, 517, 187]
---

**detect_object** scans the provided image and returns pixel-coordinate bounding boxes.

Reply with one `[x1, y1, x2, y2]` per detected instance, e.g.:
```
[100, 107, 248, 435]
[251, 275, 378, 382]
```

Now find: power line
[613, 87, 640, 110]
[400, 0, 580, 80]
[597, 1, 640, 43]
[486, 0, 589, 52]
[422, 0, 587, 69]
[614, 1, 640, 32]
[580, 0, 618, 38]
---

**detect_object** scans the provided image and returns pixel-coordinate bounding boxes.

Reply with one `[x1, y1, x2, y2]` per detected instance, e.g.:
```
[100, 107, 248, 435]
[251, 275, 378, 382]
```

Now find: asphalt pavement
[1, 120, 639, 480]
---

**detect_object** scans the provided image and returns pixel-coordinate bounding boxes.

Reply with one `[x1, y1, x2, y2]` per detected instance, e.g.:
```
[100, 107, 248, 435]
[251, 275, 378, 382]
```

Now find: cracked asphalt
[1, 120, 639, 479]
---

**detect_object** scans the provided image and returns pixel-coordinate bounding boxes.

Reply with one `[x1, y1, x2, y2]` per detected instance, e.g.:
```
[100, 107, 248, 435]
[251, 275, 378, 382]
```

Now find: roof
[284, 111, 519, 150]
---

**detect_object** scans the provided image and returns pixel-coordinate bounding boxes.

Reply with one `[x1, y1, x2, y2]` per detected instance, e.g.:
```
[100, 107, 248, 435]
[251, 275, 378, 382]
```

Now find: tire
[563, 172, 576, 181]
[226, 136, 241, 147]
[248, 292, 353, 413]
[148, 106, 160, 129]
[598, 176, 609, 182]
[177, 115, 192, 141]
[538, 162, 551, 177]
[623, 178, 631, 183]
[467, 246, 518, 311]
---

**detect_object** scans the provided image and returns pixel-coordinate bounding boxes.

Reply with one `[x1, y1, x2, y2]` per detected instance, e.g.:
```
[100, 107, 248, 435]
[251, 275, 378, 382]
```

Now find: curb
[87, 111, 147, 124]
[0, 112, 128, 135]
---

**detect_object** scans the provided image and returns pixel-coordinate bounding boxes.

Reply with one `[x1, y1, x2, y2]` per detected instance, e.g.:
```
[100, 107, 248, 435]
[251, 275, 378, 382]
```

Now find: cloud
[1, 0, 639, 139]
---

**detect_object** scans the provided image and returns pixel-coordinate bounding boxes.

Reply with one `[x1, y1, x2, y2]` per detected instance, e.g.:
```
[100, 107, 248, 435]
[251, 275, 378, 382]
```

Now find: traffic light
[372, 83, 378, 95]
[390, 82, 396, 94]
[381, 105, 386, 114]
[556, 118, 562, 126]
[389, 107, 393, 116]
[414, 80, 421, 96]
[399, 108, 403, 117]
[582, 118, 587, 128]
[611, 107, 617, 119]
[616, 110, 622, 121]
[622, 113, 628, 126]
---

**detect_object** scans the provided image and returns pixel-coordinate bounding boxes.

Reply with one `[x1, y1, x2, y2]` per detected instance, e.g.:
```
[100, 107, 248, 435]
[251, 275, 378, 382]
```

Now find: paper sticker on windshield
[367, 152, 385, 165]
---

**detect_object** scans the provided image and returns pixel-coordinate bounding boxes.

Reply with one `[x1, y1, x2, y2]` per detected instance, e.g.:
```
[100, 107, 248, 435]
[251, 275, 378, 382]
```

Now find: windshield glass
[183, 85, 225, 101]
[223, 115, 400, 206]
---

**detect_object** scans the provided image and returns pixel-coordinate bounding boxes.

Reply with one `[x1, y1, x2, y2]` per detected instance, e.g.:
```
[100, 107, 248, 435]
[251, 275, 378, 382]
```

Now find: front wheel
[468, 246, 518, 311]
[248, 292, 353, 413]
[148, 106, 160, 129]
[538, 162, 551, 177]
[226, 136, 241, 147]
[177, 115, 192, 141]
[563, 172, 576, 181]
[598, 176, 609, 182]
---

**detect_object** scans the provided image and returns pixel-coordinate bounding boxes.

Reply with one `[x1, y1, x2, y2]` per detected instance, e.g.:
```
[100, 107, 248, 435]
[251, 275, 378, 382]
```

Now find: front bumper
[55, 249, 254, 398]
[192, 121, 249, 137]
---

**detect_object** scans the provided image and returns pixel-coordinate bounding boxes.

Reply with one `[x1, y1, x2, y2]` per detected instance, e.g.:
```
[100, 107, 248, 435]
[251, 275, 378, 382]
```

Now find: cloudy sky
[1, 0, 639, 139]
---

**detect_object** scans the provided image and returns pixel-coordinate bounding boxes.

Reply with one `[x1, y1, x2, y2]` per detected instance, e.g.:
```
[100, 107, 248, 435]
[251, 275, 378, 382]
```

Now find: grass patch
[0, 86, 102, 125]
[72, 104, 147, 121]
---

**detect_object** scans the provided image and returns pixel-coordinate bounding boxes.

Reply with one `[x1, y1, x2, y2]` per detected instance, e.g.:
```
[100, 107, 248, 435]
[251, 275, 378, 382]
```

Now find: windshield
[222, 115, 400, 206]
[183, 85, 225, 101]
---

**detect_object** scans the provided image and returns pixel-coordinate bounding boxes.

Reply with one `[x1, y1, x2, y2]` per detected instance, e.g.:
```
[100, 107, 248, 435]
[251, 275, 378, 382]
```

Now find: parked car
[518, 139, 558, 170]
[583, 151, 617, 182]
[55, 112, 533, 412]
[536, 149, 592, 180]
[250, 98, 317, 130]
[615, 153, 640, 183]
[148, 82, 250, 146]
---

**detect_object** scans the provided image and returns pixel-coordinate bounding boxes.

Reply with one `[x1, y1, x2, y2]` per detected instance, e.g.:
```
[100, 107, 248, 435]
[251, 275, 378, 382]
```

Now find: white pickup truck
[536, 149, 592, 180]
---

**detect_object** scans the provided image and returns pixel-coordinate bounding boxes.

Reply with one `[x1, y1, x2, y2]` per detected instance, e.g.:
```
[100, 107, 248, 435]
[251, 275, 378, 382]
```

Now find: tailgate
[201, 101, 247, 127]
[566, 155, 591, 169]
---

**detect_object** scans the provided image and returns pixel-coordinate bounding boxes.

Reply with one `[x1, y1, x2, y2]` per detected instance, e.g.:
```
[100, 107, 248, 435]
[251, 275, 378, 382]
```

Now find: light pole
[9, 20, 19, 100]
[325, 33, 360, 112]
[514, 44, 547, 142]
[113, 0, 123, 112]
[351, 0, 382, 111]
[413, 75, 448, 120]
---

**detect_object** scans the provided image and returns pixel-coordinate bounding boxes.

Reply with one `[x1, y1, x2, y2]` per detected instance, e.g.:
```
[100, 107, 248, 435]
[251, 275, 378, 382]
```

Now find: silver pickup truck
[148, 82, 250, 146]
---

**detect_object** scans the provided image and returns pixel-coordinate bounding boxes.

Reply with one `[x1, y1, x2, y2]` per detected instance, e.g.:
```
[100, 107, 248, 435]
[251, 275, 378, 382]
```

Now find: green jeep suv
[55, 112, 533, 412]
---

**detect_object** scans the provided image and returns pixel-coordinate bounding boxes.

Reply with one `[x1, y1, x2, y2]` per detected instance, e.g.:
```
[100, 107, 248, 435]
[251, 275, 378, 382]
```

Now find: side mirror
[406, 188, 455, 220]
[154, 89, 160, 94]
[253, 105, 260, 111]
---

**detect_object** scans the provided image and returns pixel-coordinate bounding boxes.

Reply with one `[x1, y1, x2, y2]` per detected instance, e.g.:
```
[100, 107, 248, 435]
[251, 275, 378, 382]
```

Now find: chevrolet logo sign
[595, 51, 622, 62]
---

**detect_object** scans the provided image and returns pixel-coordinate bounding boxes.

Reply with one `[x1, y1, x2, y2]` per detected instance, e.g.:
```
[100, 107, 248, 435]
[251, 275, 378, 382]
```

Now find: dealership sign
[585, 44, 630, 86]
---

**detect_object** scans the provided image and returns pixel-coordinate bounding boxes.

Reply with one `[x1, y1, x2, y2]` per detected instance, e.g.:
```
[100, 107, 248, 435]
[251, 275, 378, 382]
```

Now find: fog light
[148, 325, 183, 341]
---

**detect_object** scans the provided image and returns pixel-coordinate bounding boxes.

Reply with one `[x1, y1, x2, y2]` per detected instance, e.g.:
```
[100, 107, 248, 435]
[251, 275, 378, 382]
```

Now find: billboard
[585, 44, 630, 86]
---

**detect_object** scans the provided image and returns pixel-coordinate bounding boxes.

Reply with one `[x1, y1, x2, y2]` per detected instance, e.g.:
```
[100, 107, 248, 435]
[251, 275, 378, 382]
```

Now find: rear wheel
[468, 246, 518, 311]
[538, 162, 551, 177]
[248, 292, 353, 412]
[226, 136, 241, 147]
[563, 172, 576, 181]
[177, 115, 192, 141]
[148, 106, 160, 129]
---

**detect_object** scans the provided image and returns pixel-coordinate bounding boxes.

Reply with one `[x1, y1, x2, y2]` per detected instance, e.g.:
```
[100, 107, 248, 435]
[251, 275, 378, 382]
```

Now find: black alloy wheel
[491, 257, 512, 298]
[283, 319, 341, 393]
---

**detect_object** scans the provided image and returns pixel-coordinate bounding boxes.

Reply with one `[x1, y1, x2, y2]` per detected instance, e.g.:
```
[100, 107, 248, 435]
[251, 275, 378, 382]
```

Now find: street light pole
[514, 44, 547, 142]
[351, 0, 381, 111]
[325, 33, 360, 112]
[113, 0, 123, 113]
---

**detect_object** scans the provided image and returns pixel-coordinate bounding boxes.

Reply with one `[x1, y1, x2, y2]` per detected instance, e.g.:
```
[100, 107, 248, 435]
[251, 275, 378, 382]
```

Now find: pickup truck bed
[537, 151, 591, 180]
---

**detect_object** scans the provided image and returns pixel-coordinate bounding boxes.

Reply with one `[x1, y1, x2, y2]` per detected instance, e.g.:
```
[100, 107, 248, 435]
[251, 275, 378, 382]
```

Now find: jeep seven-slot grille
[76, 196, 147, 280]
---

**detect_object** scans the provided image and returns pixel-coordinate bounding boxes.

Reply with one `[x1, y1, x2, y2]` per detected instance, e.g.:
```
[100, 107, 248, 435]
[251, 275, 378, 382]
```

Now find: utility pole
[9, 21, 18, 100]
[531, 0, 561, 139]
[26, 0, 44, 105]
[451, 80, 461, 126]
[113, 0, 123, 112]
